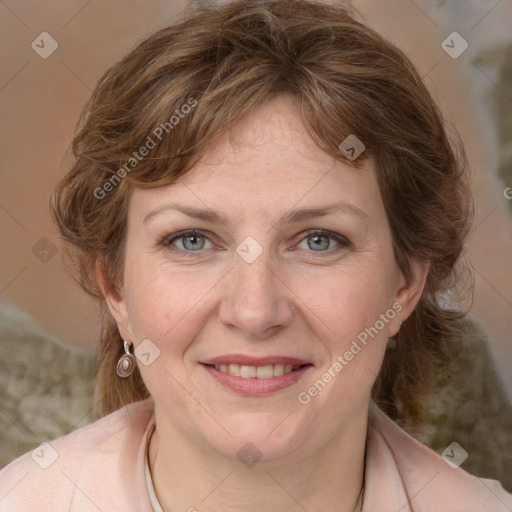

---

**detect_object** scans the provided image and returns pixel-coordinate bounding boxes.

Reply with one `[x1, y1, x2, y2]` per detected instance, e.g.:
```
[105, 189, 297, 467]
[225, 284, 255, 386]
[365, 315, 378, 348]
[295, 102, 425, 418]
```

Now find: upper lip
[201, 354, 312, 366]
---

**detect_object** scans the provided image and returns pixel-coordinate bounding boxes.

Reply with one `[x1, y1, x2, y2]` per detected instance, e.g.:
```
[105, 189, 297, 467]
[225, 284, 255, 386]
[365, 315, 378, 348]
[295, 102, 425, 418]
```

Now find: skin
[103, 95, 428, 512]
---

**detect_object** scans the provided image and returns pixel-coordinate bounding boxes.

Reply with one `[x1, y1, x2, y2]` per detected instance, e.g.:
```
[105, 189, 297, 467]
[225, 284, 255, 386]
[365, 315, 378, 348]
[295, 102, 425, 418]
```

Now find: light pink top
[0, 399, 510, 511]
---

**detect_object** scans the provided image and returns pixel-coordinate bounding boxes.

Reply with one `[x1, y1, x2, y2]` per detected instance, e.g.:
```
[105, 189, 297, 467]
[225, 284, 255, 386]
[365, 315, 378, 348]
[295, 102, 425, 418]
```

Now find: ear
[96, 260, 134, 342]
[388, 258, 430, 338]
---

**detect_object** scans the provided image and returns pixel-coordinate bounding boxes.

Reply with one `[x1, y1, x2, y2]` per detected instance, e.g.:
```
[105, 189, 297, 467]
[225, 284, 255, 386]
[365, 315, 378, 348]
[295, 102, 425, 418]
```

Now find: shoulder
[0, 399, 155, 512]
[366, 401, 512, 512]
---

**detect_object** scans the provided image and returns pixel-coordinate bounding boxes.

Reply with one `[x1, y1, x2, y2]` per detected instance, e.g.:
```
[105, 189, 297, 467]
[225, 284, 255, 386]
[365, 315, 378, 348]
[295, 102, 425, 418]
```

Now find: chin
[207, 412, 312, 464]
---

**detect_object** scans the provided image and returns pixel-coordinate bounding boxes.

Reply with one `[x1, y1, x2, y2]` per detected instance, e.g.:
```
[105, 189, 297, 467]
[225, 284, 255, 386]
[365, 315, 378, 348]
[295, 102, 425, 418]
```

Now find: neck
[148, 400, 368, 512]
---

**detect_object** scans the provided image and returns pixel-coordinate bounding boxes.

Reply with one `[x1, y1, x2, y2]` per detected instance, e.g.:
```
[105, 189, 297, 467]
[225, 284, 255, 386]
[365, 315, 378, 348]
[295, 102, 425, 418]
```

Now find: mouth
[200, 357, 313, 395]
[204, 363, 311, 379]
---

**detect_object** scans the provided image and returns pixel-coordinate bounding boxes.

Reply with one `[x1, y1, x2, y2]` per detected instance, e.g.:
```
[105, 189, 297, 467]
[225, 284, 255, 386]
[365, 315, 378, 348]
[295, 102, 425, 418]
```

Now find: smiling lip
[201, 355, 311, 366]
[200, 354, 313, 396]
[202, 364, 311, 395]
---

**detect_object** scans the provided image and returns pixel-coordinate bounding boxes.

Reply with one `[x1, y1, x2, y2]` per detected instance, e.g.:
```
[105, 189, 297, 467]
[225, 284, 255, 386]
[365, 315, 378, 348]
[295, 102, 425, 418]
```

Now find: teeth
[256, 365, 274, 379]
[213, 363, 303, 378]
[240, 365, 257, 378]
[228, 364, 241, 376]
[273, 364, 285, 377]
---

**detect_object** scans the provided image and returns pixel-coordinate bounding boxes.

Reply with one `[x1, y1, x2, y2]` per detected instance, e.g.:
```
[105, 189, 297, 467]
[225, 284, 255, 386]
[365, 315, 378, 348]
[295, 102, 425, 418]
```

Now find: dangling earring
[116, 340, 135, 378]
[386, 321, 402, 350]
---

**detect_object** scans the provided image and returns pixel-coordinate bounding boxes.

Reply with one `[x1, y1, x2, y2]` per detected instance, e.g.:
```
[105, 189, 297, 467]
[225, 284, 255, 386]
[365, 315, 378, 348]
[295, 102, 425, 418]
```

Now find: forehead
[130, 96, 383, 222]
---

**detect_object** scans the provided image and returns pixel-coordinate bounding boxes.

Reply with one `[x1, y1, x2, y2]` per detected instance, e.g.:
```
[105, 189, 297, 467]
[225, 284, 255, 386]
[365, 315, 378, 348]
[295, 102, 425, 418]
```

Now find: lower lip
[201, 364, 312, 395]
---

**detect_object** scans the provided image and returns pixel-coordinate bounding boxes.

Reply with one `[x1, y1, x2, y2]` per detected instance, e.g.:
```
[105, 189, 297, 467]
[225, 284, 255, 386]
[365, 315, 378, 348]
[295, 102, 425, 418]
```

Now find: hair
[50, 0, 474, 423]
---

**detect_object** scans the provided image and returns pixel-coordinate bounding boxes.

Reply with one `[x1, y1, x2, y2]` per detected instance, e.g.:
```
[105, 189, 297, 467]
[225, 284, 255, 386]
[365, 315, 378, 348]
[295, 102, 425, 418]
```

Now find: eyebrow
[142, 201, 369, 226]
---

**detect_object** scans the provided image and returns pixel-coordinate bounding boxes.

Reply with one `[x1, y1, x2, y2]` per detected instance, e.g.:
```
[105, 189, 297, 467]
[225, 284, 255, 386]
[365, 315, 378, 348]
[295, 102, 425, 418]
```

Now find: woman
[1, 0, 510, 510]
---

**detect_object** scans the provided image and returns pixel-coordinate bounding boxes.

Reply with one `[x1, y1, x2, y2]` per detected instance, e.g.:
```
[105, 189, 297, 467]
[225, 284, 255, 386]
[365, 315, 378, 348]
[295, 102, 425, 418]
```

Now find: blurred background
[0, 0, 511, 488]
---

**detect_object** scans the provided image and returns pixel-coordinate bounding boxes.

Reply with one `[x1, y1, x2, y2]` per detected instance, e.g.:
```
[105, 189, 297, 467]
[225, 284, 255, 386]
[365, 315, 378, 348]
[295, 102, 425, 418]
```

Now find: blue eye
[163, 230, 213, 251]
[161, 229, 349, 255]
[297, 230, 347, 252]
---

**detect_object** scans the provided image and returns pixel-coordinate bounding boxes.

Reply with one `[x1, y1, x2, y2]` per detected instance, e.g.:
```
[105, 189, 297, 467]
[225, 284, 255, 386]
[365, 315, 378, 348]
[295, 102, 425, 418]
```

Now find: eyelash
[160, 229, 350, 256]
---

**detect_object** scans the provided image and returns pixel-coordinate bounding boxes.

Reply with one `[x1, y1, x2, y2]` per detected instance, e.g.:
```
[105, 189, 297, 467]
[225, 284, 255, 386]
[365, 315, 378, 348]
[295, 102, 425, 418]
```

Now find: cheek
[299, 268, 394, 407]
[122, 256, 217, 346]
[295, 260, 396, 343]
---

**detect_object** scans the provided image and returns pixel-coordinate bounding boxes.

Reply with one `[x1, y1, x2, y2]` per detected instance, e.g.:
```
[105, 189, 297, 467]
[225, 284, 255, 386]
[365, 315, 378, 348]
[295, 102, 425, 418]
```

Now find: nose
[218, 247, 294, 340]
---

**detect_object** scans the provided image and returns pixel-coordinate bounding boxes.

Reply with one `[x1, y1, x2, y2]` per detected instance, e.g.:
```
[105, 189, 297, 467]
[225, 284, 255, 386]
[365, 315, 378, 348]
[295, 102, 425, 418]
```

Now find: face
[106, 95, 426, 463]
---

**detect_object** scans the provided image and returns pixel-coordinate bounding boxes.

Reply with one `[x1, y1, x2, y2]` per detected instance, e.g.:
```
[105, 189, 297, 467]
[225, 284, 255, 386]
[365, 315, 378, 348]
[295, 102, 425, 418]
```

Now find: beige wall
[1, 0, 511, 393]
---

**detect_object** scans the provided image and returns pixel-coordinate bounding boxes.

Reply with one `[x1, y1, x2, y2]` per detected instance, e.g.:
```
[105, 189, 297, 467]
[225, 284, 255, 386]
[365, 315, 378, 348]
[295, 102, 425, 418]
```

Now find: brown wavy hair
[50, 0, 474, 423]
